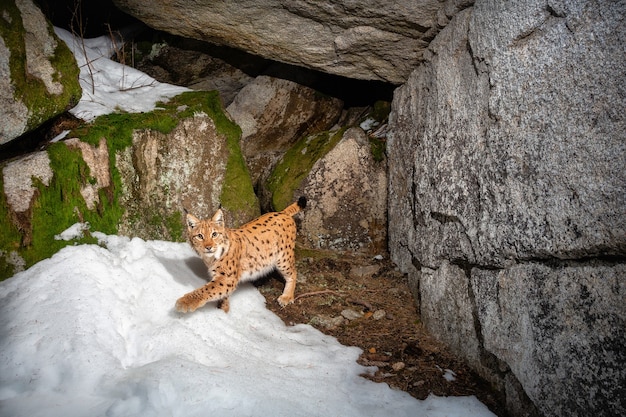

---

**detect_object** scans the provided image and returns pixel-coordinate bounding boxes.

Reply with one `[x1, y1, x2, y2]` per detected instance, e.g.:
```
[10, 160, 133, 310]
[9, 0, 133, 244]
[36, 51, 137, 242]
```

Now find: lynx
[176, 197, 306, 313]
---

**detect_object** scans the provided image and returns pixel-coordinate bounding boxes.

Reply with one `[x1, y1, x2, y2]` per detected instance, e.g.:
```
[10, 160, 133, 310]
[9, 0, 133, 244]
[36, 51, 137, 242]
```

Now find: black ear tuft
[186, 213, 200, 228]
[297, 196, 307, 209]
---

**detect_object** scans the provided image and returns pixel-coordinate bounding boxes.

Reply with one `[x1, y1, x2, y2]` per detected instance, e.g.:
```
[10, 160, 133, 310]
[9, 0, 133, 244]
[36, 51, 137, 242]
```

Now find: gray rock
[0, 101, 259, 279]
[112, 0, 455, 84]
[372, 310, 386, 321]
[2, 151, 53, 214]
[389, 3, 625, 270]
[1, 150, 53, 248]
[341, 309, 364, 321]
[298, 127, 387, 253]
[472, 262, 626, 417]
[309, 315, 344, 330]
[349, 264, 381, 278]
[136, 42, 255, 106]
[388, 1, 626, 416]
[0, 37, 29, 144]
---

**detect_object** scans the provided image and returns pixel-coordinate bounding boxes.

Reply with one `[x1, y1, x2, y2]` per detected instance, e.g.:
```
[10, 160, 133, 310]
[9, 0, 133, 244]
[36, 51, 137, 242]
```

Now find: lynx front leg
[175, 278, 234, 313]
[217, 297, 230, 313]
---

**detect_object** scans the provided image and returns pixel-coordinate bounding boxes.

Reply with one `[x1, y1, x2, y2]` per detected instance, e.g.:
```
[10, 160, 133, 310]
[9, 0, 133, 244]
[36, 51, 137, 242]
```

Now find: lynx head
[186, 208, 229, 261]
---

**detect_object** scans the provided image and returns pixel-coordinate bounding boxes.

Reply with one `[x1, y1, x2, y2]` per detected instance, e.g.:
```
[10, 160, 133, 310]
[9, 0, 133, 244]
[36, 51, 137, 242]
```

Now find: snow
[54, 221, 89, 241]
[359, 117, 379, 131]
[0, 232, 496, 417]
[0, 29, 496, 416]
[53, 27, 189, 122]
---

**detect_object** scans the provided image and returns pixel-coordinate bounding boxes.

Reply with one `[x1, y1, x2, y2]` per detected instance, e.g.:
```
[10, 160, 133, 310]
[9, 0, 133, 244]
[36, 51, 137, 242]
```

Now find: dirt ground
[257, 248, 506, 417]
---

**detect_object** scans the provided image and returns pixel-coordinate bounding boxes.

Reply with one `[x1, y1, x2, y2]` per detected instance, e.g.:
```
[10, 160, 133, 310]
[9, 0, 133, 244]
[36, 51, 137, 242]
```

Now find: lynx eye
[195, 233, 204, 240]
[211, 231, 218, 238]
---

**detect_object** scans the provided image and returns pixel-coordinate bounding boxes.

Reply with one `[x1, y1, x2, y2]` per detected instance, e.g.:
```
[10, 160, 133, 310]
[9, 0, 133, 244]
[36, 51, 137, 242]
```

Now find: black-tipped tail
[281, 197, 307, 217]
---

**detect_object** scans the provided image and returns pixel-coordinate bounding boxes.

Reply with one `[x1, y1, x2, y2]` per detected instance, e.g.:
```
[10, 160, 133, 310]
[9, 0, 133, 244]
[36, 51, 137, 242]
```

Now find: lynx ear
[186, 213, 200, 229]
[211, 208, 224, 227]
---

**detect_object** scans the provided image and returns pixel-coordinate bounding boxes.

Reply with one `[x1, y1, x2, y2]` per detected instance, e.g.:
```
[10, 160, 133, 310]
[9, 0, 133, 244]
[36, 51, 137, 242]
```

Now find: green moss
[0, 1, 81, 134]
[370, 100, 391, 123]
[2, 137, 124, 277]
[369, 136, 386, 163]
[205, 97, 258, 216]
[21, 144, 101, 269]
[165, 211, 184, 240]
[266, 127, 347, 211]
[0, 175, 23, 280]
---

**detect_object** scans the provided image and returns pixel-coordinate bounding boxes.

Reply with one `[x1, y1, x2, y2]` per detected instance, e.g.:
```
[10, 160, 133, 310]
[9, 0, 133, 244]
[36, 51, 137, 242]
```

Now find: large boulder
[111, 0, 465, 84]
[116, 111, 259, 239]
[226, 75, 343, 196]
[387, 2, 625, 417]
[297, 127, 387, 254]
[0, 0, 81, 145]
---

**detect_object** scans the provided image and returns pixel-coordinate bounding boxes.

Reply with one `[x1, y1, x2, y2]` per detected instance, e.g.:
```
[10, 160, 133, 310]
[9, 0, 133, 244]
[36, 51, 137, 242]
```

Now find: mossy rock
[265, 101, 390, 211]
[0, 91, 258, 280]
[0, 0, 81, 143]
[265, 127, 347, 211]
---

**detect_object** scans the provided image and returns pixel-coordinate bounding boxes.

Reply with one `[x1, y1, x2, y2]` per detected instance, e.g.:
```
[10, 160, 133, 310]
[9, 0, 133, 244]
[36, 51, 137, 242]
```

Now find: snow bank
[0, 233, 495, 417]
[54, 27, 189, 121]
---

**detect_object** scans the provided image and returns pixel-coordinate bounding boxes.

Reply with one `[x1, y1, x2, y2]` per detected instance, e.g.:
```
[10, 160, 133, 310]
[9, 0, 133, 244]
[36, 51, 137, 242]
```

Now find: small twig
[347, 298, 374, 311]
[118, 77, 157, 92]
[294, 290, 342, 302]
[70, 0, 95, 95]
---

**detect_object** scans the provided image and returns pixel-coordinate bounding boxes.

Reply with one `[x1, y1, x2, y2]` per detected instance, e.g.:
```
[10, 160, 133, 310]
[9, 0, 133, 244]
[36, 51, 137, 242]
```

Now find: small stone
[341, 308, 364, 320]
[392, 362, 406, 371]
[373, 254, 384, 261]
[372, 310, 386, 320]
[349, 264, 381, 278]
[387, 287, 402, 296]
[309, 315, 344, 330]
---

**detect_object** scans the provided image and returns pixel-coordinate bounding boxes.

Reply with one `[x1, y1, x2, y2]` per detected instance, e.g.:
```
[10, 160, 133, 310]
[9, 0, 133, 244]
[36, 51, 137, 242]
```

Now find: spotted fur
[176, 197, 307, 313]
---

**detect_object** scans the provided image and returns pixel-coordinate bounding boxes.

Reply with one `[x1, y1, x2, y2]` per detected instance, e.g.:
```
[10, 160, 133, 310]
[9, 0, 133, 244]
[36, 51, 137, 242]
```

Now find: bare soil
[257, 248, 506, 416]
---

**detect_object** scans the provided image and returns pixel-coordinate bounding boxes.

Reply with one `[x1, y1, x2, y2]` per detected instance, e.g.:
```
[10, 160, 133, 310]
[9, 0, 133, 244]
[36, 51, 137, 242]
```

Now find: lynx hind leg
[276, 257, 297, 307]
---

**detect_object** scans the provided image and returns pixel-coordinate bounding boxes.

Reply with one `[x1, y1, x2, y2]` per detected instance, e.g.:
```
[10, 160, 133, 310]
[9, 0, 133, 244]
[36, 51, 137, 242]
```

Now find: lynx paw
[175, 294, 203, 313]
[277, 294, 294, 308]
[217, 298, 230, 313]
